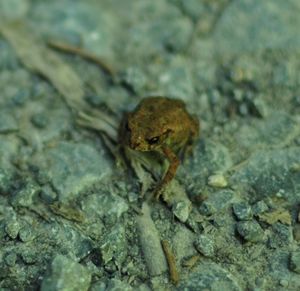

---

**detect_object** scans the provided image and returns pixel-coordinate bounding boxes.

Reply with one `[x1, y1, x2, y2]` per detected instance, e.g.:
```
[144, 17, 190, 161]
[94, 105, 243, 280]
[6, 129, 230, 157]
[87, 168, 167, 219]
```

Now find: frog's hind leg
[153, 146, 179, 200]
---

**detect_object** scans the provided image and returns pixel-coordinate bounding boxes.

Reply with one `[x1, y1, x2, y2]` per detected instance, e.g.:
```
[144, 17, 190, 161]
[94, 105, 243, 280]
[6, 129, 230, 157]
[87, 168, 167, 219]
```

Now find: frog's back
[138, 97, 187, 120]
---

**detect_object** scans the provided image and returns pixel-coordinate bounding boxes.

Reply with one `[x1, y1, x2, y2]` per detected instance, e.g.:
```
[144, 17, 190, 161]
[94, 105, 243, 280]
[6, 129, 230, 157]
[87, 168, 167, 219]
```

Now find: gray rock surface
[194, 234, 215, 257]
[0, 0, 299, 290]
[199, 189, 234, 215]
[41, 255, 91, 291]
[236, 221, 265, 243]
[178, 262, 242, 291]
[34, 142, 112, 201]
[212, 0, 300, 54]
[290, 251, 300, 274]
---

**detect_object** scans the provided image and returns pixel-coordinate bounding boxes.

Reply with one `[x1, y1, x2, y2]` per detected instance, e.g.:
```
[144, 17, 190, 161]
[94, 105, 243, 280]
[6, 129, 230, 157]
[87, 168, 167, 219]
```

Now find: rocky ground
[0, 0, 300, 290]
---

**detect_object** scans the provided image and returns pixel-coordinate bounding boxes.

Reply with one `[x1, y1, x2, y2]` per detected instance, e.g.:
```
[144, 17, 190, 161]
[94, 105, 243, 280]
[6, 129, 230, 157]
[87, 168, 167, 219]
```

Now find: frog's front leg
[154, 146, 179, 200]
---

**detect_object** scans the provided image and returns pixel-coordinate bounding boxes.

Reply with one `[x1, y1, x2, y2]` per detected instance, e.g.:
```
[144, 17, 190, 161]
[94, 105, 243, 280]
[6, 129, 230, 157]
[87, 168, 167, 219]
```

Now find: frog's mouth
[130, 141, 150, 151]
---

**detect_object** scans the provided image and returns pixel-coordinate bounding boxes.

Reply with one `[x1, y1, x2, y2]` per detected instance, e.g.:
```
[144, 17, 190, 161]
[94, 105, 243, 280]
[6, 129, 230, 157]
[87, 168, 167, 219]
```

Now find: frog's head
[125, 114, 171, 152]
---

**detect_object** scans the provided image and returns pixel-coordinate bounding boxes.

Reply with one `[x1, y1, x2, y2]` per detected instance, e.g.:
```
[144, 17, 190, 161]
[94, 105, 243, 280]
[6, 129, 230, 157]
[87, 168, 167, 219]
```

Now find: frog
[120, 96, 199, 199]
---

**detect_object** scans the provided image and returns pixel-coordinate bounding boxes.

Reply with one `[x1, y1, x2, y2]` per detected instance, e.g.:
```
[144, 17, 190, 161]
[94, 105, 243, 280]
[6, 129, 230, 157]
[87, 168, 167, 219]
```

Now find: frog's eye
[147, 136, 160, 145]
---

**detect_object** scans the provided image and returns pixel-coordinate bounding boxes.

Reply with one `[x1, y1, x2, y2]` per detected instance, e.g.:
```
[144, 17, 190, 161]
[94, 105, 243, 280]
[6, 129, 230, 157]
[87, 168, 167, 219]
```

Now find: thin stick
[48, 40, 115, 77]
[161, 240, 179, 286]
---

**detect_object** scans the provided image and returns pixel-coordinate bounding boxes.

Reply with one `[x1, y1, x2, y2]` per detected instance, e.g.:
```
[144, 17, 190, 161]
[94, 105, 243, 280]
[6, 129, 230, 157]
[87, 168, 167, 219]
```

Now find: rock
[268, 223, 293, 248]
[0, 39, 19, 69]
[172, 201, 191, 223]
[31, 113, 48, 129]
[11, 180, 40, 207]
[199, 189, 234, 216]
[4, 251, 17, 267]
[235, 112, 299, 152]
[163, 179, 192, 223]
[19, 225, 34, 242]
[41, 255, 91, 291]
[230, 147, 300, 205]
[89, 281, 106, 291]
[212, 0, 300, 54]
[163, 17, 193, 52]
[0, 138, 19, 169]
[34, 142, 112, 201]
[158, 61, 195, 100]
[0, 168, 13, 194]
[252, 200, 269, 215]
[121, 3, 193, 57]
[184, 140, 233, 190]
[268, 250, 300, 290]
[179, 0, 206, 21]
[279, 279, 289, 288]
[30, 1, 117, 59]
[172, 226, 196, 262]
[43, 223, 93, 261]
[290, 251, 300, 274]
[178, 262, 242, 290]
[81, 191, 128, 221]
[0, 109, 18, 133]
[106, 278, 133, 291]
[5, 219, 20, 239]
[100, 225, 127, 269]
[21, 249, 37, 264]
[208, 173, 228, 188]
[236, 221, 264, 243]
[233, 202, 252, 220]
[194, 234, 215, 257]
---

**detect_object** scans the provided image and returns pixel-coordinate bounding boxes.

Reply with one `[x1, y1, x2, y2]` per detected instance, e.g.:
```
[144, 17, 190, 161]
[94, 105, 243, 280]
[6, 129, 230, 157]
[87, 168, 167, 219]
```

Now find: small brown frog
[120, 97, 199, 199]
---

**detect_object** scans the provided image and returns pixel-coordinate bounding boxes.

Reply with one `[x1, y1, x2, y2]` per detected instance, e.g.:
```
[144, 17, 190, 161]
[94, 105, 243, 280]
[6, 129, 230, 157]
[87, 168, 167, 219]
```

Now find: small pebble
[0, 110, 19, 133]
[207, 174, 228, 188]
[269, 223, 292, 248]
[19, 226, 34, 242]
[233, 202, 252, 220]
[194, 234, 214, 257]
[4, 252, 17, 267]
[199, 190, 234, 216]
[236, 221, 264, 243]
[21, 250, 37, 264]
[5, 220, 20, 239]
[0, 168, 12, 193]
[11, 180, 40, 207]
[279, 279, 289, 287]
[12, 90, 29, 106]
[31, 113, 48, 129]
[252, 201, 269, 215]
[127, 192, 138, 203]
[41, 254, 91, 291]
[290, 251, 300, 274]
[172, 201, 190, 223]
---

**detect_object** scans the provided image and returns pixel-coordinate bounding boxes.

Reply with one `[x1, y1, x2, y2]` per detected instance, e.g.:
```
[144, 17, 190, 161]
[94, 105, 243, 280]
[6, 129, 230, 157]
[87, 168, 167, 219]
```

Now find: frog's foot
[152, 184, 164, 201]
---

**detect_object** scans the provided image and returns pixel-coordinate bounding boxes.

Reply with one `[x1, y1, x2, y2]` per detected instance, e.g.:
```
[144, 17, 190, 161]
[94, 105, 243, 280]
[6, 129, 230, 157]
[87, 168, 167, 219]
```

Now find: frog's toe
[152, 186, 163, 201]
[154, 191, 162, 201]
